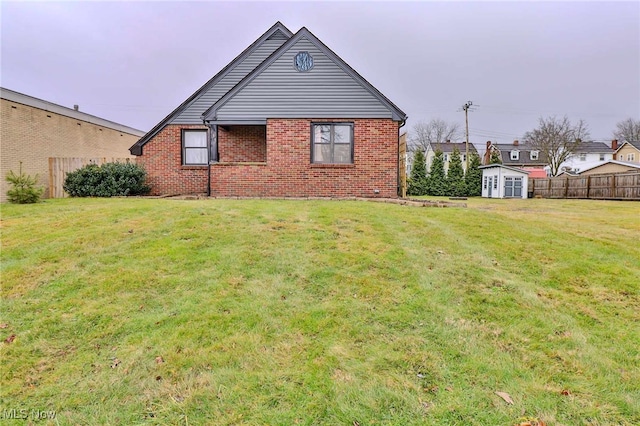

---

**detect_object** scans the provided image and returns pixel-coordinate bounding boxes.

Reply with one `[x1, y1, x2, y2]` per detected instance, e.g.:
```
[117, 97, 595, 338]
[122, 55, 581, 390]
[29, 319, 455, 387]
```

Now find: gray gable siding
[171, 38, 288, 124]
[213, 37, 393, 121]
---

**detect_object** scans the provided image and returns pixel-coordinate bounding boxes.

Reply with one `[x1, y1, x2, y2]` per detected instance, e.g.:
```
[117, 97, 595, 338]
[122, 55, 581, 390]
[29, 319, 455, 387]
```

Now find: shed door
[487, 176, 493, 197]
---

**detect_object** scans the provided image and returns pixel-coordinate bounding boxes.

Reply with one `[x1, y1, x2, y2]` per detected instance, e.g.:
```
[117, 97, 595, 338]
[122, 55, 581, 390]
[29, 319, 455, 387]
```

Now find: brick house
[130, 22, 407, 198]
[1, 87, 143, 202]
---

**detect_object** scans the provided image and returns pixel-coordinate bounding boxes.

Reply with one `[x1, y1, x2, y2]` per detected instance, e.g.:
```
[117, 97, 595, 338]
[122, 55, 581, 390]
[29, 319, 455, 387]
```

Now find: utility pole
[462, 101, 473, 171]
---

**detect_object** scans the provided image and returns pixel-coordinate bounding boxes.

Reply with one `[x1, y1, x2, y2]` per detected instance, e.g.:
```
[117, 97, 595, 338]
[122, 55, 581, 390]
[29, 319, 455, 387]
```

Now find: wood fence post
[565, 177, 569, 198]
[586, 175, 591, 199]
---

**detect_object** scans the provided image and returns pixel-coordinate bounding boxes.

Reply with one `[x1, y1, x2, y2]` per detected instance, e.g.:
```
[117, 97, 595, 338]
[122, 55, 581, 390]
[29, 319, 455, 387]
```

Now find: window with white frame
[504, 177, 523, 197]
[530, 151, 539, 160]
[599, 153, 605, 161]
[311, 123, 353, 164]
[483, 176, 488, 189]
[579, 153, 587, 161]
[628, 153, 636, 162]
[493, 175, 498, 189]
[182, 129, 208, 165]
[443, 154, 449, 162]
[510, 150, 520, 160]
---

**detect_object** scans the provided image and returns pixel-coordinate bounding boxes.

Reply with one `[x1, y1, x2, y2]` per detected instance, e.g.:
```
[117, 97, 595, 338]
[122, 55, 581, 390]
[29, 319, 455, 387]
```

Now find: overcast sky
[2, 1, 638, 146]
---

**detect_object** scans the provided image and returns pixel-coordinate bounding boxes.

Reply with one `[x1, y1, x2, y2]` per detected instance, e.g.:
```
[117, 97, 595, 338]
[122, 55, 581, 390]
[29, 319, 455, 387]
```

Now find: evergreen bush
[446, 148, 466, 196]
[407, 150, 428, 196]
[426, 150, 447, 196]
[63, 162, 150, 197]
[465, 153, 483, 196]
[5, 162, 44, 204]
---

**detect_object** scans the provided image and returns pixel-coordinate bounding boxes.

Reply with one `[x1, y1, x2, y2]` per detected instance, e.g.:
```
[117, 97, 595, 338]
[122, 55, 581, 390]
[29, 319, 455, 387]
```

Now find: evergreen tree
[464, 153, 483, 196]
[407, 150, 428, 195]
[489, 149, 502, 164]
[427, 150, 447, 196]
[446, 147, 465, 196]
[5, 162, 44, 204]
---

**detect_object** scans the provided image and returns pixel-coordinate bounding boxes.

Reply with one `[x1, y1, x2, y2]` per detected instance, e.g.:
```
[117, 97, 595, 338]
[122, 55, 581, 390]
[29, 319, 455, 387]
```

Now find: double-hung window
[311, 123, 353, 164]
[182, 129, 208, 165]
[510, 150, 520, 161]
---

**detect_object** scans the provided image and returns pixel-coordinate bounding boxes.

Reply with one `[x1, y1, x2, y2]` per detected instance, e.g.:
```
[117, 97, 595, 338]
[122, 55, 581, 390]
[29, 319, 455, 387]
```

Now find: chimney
[73, 104, 79, 111]
[611, 139, 618, 150]
[513, 140, 519, 146]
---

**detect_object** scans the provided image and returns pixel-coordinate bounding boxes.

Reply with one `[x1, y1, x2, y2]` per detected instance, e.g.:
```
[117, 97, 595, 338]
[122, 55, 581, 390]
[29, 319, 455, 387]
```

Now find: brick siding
[218, 125, 266, 162]
[1, 98, 137, 201]
[139, 119, 399, 198]
[135, 124, 209, 196]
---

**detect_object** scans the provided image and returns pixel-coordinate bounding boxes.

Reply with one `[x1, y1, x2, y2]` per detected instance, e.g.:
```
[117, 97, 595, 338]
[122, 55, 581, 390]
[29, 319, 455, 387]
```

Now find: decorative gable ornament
[294, 51, 314, 72]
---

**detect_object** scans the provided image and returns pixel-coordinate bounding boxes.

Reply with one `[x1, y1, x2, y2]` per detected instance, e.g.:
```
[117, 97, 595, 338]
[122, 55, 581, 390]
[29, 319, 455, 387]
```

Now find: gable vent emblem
[294, 51, 314, 72]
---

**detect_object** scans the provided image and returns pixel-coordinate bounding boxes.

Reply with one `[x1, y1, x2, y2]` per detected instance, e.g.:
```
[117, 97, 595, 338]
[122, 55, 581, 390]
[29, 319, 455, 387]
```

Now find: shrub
[63, 162, 150, 197]
[5, 162, 44, 204]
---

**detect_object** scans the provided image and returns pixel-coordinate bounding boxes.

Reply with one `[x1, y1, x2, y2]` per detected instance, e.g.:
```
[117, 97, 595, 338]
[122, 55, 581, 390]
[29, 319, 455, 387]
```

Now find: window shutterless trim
[310, 122, 354, 164]
[181, 128, 209, 165]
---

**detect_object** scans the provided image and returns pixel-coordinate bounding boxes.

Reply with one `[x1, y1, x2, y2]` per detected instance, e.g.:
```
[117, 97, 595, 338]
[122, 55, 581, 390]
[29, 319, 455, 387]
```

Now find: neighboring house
[483, 140, 548, 169]
[572, 160, 640, 176]
[425, 141, 478, 173]
[479, 164, 530, 199]
[129, 22, 407, 198]
[559, 141, 615, 174]
[1, 87, 143, 202]
[613, 140, 640, 164]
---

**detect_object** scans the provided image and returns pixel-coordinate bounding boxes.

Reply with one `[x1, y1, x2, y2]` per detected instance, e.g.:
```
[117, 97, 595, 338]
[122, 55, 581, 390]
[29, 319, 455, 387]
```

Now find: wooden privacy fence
[530, 172, 640, 200]
[48, 157, 132, 198]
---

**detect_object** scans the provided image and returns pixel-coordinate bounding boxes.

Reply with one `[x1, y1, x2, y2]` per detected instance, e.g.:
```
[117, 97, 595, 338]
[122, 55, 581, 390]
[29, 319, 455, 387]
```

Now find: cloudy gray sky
[2, 1, 638, 146]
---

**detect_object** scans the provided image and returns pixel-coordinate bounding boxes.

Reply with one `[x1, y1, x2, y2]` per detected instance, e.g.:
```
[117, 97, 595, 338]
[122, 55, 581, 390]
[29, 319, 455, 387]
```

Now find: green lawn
[1, 197, 638, 425]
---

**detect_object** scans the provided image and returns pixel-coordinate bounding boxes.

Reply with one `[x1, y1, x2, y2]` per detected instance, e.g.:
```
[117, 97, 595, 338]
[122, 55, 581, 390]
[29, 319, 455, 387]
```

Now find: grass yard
[1, 197, 639, 425]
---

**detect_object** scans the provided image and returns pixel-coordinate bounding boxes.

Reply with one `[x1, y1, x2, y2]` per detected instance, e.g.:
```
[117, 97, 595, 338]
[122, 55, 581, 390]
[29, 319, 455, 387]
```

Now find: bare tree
[613, 118, 640, 142]
[523, 116, 590, 177]
[408, 119, 460, 152]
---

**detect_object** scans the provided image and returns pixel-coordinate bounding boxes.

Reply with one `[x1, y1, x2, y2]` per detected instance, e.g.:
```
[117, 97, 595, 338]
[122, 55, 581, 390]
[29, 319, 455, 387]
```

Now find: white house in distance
[559, 141, 615, 174]
[425, 141, 478, 173]
[479, 164, 530, 199]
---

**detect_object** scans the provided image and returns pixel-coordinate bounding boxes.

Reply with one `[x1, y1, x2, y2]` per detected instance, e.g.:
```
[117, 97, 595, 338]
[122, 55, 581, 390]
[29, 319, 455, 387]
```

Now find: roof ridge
[1, 87, 145, 136]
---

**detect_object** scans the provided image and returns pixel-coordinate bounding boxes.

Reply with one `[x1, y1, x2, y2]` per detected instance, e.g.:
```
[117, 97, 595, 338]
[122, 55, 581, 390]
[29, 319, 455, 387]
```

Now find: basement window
[311, 123, 353, 164]
[182, 129, 208, 165]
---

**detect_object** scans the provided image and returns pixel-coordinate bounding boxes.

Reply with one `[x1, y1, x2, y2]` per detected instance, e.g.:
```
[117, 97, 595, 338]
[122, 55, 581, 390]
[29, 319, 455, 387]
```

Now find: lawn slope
[1, 198, 638, 425]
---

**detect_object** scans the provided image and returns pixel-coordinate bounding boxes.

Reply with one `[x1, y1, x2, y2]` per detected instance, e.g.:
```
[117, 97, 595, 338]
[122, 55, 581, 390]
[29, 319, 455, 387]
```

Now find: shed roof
[479, 164, 531, 175]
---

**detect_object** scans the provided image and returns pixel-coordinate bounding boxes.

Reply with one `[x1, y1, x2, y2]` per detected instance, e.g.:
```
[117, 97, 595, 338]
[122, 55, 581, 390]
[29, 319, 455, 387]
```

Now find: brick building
[1, 87, 144, 201]
[130, 22, 407, 198]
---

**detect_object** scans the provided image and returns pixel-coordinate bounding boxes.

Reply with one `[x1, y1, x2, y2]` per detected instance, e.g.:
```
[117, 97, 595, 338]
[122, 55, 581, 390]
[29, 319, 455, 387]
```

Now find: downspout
[204, 119, 217, 197]
[397, 118, 407, 198]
